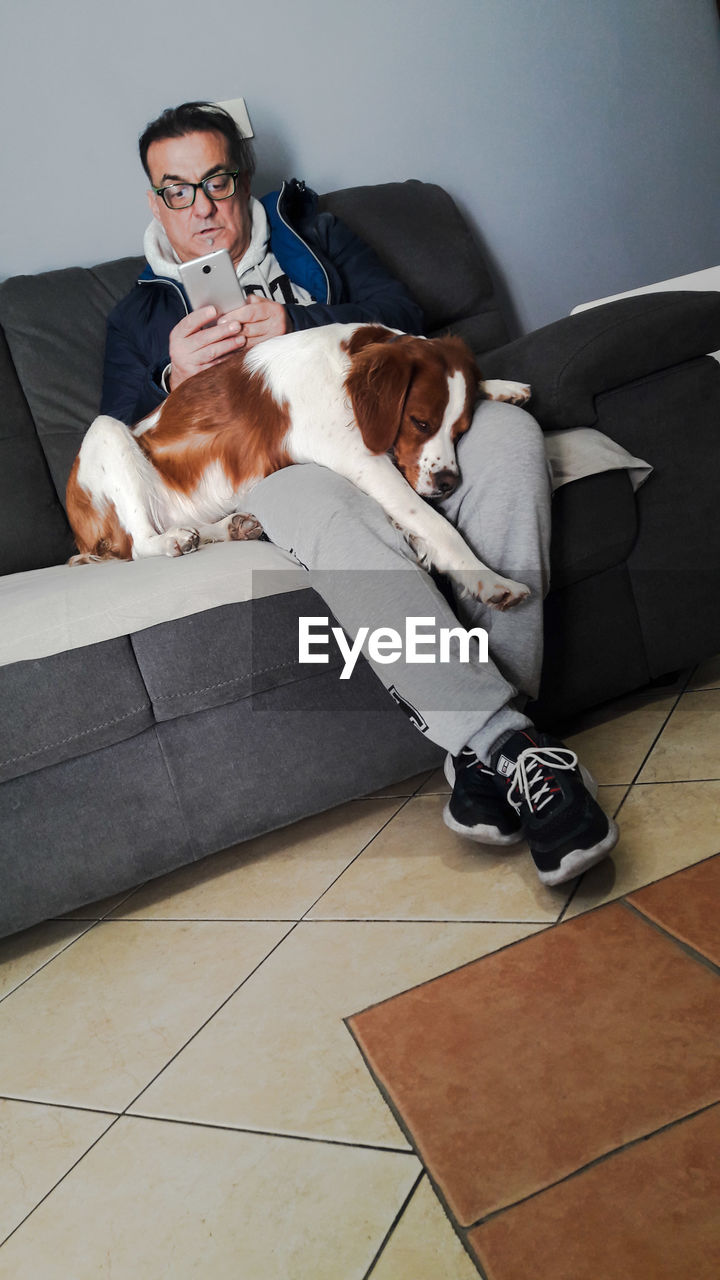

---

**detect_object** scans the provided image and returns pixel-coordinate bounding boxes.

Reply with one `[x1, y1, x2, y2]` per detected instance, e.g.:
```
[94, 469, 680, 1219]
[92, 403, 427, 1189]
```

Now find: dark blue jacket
[101, 179, 424, 423]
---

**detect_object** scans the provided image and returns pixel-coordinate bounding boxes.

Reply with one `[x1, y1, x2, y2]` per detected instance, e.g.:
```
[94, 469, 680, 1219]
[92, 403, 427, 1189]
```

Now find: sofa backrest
[0, 180, 509, 577]
[0, 257, 143, 575]
[321, 180, 509, 353]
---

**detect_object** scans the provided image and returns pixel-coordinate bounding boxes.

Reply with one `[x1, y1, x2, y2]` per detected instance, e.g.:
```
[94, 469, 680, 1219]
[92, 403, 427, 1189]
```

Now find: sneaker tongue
[495, 753, 516, 778]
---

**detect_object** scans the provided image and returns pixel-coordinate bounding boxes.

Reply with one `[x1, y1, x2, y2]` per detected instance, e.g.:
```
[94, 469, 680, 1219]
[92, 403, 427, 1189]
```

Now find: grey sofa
[1, 179, 720, 939]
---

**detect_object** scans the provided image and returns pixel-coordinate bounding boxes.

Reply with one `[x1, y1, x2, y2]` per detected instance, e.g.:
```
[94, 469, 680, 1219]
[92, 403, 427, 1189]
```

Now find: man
[102, 100, 619, 888]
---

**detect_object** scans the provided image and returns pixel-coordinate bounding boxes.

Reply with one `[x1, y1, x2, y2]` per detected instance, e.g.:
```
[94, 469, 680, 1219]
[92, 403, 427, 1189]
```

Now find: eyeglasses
[152, 170, 241, 210]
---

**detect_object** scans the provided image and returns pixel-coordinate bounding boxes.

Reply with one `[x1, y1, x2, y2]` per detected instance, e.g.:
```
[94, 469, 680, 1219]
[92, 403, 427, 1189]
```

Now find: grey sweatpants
[249, 399, 552, 764]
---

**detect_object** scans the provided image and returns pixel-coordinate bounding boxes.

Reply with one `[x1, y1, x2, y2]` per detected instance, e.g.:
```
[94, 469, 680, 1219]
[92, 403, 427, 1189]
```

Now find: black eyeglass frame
[152, 169, 241, 210]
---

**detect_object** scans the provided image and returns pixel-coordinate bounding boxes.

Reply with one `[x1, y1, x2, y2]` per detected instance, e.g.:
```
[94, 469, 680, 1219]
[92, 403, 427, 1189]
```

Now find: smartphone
[178, 249, 246, 315]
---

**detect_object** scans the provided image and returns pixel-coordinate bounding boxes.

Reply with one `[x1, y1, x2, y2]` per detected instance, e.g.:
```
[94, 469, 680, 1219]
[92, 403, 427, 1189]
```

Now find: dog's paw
[165, 527, 200, 557]
[481, 576, 531, 611]
[481, 378, 532, 406]
[453, 569, 530, 611]
[228, 512, 263, 541]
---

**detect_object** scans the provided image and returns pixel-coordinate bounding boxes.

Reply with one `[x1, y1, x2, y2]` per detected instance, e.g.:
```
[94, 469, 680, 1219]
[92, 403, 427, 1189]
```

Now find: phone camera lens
[202, 264, 211, 274]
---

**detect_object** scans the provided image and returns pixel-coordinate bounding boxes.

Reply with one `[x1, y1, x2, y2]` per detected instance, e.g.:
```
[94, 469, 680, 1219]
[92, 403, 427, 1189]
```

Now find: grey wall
[1, 0, 719, 332]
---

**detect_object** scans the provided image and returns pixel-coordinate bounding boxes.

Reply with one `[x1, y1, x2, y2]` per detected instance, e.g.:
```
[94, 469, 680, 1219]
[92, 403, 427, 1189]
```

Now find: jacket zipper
[275, 180, 331, 304]
[138, 275, 189, 314]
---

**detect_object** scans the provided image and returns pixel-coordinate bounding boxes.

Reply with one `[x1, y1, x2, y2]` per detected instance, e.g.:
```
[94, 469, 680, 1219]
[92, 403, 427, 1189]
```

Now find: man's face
[146, 130, 252, 265]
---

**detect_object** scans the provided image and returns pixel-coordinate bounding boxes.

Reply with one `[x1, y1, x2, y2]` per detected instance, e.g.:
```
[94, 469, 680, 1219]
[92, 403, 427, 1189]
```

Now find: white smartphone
[178, 249, 246, 315]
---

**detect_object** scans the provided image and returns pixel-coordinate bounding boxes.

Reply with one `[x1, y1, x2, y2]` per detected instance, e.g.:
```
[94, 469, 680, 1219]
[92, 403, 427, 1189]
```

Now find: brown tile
[627, 855, 720, 966]
[348, 904, 720, 1226]
[468, 1105, 720, 1280]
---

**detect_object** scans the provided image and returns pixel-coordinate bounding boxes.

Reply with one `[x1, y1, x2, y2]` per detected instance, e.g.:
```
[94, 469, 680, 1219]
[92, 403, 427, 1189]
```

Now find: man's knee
[460, 400, 546, 469]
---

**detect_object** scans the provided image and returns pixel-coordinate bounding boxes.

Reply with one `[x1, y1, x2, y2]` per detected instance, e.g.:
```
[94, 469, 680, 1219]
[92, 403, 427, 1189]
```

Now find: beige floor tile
[597, 785, 631, 817]
[417, 767, 451, 795]
[638, 690, 720, 782]
[0, 922, 89, 1002]
[688, 652, 720, 690]
[563, 692, 678, 784]
[109, 801, 400, 920]
[0, 921, 289, 1111]
[0, 1116, 420, 1280]
[371, 1176, 479, 1280]
[131, 920, 543, 1146]
[307, 795, 574, 922]
[0, 1099, 114, 1243]
[566, 780, 720, 918]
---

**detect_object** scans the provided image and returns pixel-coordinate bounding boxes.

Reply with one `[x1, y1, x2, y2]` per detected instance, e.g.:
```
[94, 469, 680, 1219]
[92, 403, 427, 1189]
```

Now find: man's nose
[194, 186, 216, 216]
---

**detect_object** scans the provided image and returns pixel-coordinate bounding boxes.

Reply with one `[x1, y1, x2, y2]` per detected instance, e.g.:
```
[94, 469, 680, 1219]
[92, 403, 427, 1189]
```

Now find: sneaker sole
[536, 817, 619, 887]
[442, 800, 525, 847]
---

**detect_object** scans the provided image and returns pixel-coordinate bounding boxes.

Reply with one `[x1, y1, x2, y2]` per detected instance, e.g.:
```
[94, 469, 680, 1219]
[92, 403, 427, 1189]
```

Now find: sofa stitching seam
[1, 705, 150, 767]
[149, 659, 314, 701]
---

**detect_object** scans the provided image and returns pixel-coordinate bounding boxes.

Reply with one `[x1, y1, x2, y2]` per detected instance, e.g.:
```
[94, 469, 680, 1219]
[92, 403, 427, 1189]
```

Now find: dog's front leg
[337, 453, 530, 610]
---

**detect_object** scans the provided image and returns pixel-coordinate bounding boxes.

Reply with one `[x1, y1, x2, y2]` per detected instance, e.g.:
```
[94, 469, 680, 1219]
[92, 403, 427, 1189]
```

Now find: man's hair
[139, 101, 256, 181]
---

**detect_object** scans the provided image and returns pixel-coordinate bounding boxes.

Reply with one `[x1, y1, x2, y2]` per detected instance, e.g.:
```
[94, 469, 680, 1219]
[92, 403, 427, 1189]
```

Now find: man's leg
[249, 420, 617, 887]
[247, 461, 533, 761]
[436, 397, 551, 710]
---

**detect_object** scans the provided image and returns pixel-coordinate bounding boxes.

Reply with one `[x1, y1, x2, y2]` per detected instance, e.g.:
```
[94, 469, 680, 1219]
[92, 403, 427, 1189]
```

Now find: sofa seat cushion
[0, 540, 337, 785]
[131, 588, 343, 722]
[0, 540, 307, 667]
[0, 638, 154, 784]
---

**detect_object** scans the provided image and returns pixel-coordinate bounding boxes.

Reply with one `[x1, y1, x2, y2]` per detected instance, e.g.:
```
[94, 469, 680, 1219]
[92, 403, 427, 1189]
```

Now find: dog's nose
[433, 470, 458, 496]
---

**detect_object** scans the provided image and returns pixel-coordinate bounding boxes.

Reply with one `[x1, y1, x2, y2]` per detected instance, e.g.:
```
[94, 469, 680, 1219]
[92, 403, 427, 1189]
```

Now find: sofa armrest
[480, 291, 720, 429]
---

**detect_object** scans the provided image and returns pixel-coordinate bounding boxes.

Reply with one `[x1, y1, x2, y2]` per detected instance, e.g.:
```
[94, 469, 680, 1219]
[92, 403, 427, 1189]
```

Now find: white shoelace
[506, 746, 579, 814]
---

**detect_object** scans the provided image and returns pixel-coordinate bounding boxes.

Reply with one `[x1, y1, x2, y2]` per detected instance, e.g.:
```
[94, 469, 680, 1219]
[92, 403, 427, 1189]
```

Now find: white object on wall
[216, 97, 254, 139]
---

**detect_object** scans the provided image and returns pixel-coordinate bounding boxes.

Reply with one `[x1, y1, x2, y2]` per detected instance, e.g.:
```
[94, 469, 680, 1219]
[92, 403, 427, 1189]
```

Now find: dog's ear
[345, 343, 416, 454]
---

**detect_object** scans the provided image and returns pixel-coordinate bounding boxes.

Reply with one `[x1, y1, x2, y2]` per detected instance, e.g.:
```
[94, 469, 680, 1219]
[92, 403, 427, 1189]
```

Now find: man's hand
[232, 297, 289, 348]
[167, 299, 289, 391]
[168, 307, 246, 391]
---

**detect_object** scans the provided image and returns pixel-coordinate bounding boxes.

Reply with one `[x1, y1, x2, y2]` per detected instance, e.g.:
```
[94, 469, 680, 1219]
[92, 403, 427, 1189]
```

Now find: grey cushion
[131, 589, 343, 722]
[321, 180, 510, 352]
[0, 638, 153, 784]
[0, 329, 75, 574]
[482, 292, 720, 430]
[0, 732, 197, 935]
[0, 257, 144, 501]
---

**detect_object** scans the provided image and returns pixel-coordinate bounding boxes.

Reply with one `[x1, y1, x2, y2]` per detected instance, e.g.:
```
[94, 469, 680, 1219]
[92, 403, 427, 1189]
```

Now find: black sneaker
[443, 749, 524, 846]
[491, 728, 618, 886]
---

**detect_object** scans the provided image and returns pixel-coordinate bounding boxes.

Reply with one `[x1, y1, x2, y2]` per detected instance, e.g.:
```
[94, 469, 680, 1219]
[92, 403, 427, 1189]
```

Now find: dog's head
[344, 328, 481, 498]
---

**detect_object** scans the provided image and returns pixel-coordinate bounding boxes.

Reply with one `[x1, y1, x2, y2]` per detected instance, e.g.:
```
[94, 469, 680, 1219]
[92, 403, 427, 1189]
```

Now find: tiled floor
[0, 656, 718, 1277]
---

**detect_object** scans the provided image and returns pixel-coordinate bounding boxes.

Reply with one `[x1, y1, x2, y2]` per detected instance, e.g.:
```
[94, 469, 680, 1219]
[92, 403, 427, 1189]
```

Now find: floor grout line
[0, 1112, 123, 1251]
[362, 1171, 433, 1280]
[621, 896, 720, 976]
[463, 1099, 720, 1234]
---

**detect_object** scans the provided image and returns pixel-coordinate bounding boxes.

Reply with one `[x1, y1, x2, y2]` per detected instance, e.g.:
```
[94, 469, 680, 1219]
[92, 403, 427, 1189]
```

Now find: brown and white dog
[66, 323, 531, 609]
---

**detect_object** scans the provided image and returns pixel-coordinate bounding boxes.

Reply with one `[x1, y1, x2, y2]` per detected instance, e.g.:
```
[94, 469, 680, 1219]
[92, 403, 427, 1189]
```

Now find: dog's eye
[411, 417, 433, 435]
